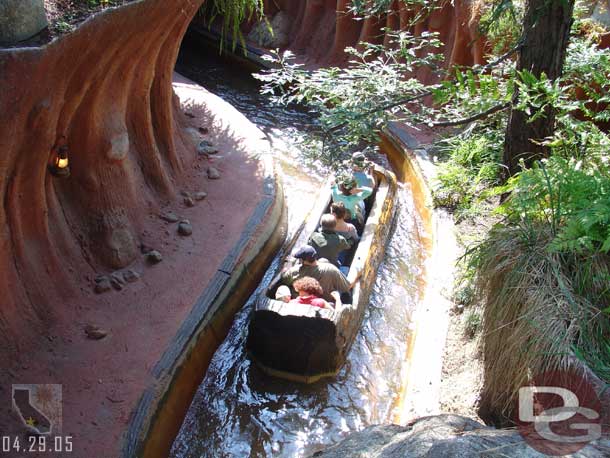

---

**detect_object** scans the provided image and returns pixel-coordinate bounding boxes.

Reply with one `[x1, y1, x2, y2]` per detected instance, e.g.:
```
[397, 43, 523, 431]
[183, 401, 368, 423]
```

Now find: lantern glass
[49, 146, 70, 178]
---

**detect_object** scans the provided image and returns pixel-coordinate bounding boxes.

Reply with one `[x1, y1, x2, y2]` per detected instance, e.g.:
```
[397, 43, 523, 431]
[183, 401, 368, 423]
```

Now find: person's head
[331, 202, 347, 221]
[351, 152, 368, 171]
[320, 214, 337, 231]
[292, 276, 324, 298]
[293, 245, 317, 264]
[275, 285, 291, 303]
[338, 175, 357, 196]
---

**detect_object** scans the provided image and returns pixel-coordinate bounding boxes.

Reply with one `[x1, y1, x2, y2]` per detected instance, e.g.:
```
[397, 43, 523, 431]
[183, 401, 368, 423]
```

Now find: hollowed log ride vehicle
[247, 165, 398, 383]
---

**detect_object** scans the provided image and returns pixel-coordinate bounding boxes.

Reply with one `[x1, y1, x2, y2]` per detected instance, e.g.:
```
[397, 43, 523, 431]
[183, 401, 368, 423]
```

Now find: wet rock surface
[312, 415, 610, 458]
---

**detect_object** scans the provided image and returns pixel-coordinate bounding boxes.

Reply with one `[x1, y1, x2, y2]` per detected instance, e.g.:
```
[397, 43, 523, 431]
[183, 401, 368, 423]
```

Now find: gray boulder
[0, 0, 48, 45]
[312, 415, 610, 458]
[247, 11, 291, 48]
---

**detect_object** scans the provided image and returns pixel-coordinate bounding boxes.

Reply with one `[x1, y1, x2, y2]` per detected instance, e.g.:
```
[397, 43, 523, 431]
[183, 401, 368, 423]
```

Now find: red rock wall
[0, 0, 203, 356]
[259, 0, 486, 73]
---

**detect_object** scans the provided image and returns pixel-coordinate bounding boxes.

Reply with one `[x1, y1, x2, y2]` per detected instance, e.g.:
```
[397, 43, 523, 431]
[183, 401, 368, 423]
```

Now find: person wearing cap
[274, 285, 292, 302]
[281, 245, 358, 302]
[331, 173, 372, 227]
[351, 152, 375, 189]
[308, 214, 352, 268]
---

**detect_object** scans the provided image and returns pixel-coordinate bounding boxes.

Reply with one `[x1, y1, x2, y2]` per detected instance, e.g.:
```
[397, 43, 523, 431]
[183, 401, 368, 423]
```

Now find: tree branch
[324, 41, 522, 135]
[428, 101, 511, 127]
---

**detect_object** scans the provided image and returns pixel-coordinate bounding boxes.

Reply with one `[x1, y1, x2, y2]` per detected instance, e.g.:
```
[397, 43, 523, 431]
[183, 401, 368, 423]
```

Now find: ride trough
[246, 165, 398, 383]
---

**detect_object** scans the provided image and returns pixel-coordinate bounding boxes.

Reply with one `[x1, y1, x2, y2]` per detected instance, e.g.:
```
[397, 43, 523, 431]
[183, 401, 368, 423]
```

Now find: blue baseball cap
[293, 245, 317, 261]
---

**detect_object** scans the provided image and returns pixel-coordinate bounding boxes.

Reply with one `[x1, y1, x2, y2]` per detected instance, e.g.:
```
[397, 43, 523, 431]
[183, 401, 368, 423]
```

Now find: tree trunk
[503, 0, 574, 176]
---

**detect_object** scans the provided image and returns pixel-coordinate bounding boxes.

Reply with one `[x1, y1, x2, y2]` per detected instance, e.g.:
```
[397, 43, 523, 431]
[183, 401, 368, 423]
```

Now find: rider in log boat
[308, 214, 352, 269]
[331, 174, 372, 229]
[289, 276, 338, 310]
[281, 245, 358, 302]
[350, 151, 375, 189]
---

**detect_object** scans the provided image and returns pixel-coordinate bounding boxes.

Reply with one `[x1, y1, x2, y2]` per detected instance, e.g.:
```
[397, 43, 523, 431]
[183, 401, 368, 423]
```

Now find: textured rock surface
[248, 11, 291, 48]
[312, 415, 610, 458]
[0, 0, 202, 352]
[0, 0, 48, 44]
[221, 0, 487, 73]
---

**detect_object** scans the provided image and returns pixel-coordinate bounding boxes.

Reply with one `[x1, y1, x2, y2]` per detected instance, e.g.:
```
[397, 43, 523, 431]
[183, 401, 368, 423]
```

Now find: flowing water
[170, 39, 428, 458]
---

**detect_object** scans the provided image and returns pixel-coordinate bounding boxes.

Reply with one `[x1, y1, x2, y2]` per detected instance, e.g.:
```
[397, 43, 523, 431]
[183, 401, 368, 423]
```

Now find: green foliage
[478, 0, 523, 55]
[463, 310, 482, 339]
[198, 0, 264, 51]
[255, 31, 443, 160]
[432, 131, 503, 218]
[454, 283, 475, 308]
[348, 0, 441, 27]
[498, 155, 610, 254]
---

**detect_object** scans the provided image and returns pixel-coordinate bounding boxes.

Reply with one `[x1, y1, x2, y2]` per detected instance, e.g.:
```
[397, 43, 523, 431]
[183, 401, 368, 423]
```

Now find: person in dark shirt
[308, 214, 352, 267]
[281, 245, 359, 302]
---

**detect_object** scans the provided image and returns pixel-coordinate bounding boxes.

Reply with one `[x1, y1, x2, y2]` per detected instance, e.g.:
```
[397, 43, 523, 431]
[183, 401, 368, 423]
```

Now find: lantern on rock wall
[48, 145, 70, 178]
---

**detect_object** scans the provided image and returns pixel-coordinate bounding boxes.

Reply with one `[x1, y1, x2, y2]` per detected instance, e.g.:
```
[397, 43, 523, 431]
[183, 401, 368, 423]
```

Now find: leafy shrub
[499, 155, 610, 254]
[463, 310, 481, 339]
[432, 132, 502, 217]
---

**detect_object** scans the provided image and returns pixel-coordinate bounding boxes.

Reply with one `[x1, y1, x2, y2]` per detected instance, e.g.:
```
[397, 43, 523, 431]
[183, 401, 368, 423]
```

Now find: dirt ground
[44, 1, 132, 38]
[439, 309, 484, 420]
[437, 208, 499, 422]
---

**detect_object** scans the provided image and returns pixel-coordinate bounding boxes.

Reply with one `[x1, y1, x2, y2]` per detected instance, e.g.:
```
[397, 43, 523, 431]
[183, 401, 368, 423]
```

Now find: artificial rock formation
[0, 0, 204, 357]
[0, 0, 48, 45]
[313, 415, 610, 458]
[251, 0, 486, 73]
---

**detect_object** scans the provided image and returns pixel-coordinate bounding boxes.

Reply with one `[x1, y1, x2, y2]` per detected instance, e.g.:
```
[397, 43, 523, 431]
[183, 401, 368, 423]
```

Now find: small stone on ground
[123, 269, 140, 283]
[94, 277, 112, 294]
[160, 211, 179, 223]
[198, 140, 219, 155]
[207, 167, 220, 179]
[146, 250, 163, 264]
[178, 220, 193, 236]
[85, 325, 108, 340]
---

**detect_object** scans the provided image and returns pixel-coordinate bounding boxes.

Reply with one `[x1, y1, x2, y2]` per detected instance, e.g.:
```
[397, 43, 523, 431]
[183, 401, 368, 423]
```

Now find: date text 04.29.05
[2, 435, 73, 454]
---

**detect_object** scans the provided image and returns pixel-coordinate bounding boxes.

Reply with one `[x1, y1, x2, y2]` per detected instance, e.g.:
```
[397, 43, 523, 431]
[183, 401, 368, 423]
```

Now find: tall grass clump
[471, 145, 610, 421]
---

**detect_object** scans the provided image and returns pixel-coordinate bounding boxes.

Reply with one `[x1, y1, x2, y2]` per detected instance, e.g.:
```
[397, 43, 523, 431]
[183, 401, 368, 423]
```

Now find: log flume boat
[246, 165, 398, 383]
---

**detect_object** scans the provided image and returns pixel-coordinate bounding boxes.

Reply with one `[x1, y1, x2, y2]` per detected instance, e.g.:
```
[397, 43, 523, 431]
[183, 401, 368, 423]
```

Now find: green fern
[198, 0, 264, 51]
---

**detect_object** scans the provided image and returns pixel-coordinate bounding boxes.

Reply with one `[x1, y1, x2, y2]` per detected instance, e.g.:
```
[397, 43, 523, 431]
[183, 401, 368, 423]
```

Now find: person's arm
[331, 185, 340, 201]
[281, 268, 295, 286]
[330, 291, 342, 308]
[355, 186, 373, 199]
[348, 225, 359, 242]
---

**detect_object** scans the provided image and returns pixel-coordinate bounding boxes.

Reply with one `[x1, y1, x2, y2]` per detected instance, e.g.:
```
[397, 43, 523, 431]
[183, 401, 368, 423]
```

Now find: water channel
[170, 38, 428, 458]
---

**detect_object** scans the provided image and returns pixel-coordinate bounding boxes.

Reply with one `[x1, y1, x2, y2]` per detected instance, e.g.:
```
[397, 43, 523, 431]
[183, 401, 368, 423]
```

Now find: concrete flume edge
[382, 126, 460, 424]
[121, 124, 287, 457]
